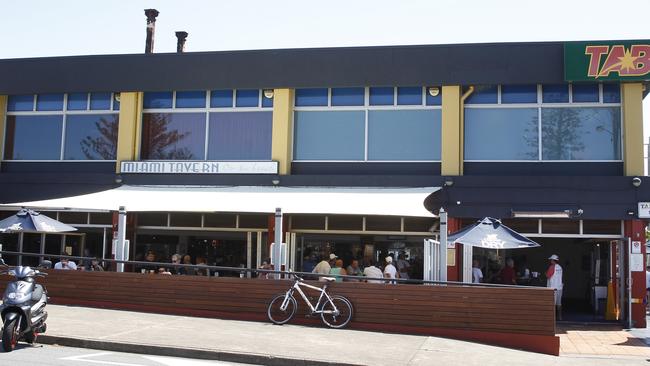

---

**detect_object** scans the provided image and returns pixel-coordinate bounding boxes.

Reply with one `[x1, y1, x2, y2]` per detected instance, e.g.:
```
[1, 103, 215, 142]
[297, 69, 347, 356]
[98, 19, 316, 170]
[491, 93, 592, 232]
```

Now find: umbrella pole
[17, 232, 24, 266]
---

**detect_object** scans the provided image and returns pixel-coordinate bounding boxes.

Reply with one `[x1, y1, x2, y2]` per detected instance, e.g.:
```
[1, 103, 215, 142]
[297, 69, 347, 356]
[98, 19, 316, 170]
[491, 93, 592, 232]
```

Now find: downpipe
[458, 85, 474, 175]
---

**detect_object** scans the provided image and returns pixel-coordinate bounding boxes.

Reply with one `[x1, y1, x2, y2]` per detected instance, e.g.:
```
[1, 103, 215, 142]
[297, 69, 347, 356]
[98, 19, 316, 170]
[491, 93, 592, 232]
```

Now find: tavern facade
[0, 40, 648, 326]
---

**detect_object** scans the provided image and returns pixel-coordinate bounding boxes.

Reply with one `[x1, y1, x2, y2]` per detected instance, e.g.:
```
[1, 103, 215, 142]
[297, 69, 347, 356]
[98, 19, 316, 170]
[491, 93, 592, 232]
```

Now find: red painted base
[52, 297, 559, 356]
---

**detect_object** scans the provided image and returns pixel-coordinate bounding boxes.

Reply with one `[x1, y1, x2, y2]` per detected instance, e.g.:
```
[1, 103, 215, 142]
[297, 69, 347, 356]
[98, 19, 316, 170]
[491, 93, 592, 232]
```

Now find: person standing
[363, 259, 383, 284]
[396, 253, 411, 280]
[383, 256, 398, 284]
[499, 258, 517, 285]
[312, 253, 334, 282]
[645, 266, 650, 311]
[472, 259, 484, 284]
[546, 254, 563, 320]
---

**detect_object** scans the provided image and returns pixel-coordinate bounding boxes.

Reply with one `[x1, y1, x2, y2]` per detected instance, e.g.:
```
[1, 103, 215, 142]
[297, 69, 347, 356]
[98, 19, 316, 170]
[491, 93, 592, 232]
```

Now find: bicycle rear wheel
[267, 293, 297, 325]
[320, 295, 353, 328]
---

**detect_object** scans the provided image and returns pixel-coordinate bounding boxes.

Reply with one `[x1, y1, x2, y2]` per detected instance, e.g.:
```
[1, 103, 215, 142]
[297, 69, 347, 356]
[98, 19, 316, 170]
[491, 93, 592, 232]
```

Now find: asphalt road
[0, 343, 259, 366]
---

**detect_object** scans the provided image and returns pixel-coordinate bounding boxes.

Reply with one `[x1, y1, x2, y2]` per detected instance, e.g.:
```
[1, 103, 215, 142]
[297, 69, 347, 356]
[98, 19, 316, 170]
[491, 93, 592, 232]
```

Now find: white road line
[60, 351, 149, 366]
[143, 355, 239, 365]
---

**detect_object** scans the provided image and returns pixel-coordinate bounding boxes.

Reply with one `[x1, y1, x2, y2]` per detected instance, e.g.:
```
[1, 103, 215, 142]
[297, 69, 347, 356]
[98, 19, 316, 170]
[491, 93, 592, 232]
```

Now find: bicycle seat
[322, 277, 336, 282]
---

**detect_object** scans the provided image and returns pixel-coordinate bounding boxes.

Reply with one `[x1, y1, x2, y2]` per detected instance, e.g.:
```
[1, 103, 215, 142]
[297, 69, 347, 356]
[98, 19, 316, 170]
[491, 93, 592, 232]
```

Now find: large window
[293, 87, 442, 161]
[141, 90, 273, 160]
[4, 93, 120, 160]
[464, 83, 621, 161]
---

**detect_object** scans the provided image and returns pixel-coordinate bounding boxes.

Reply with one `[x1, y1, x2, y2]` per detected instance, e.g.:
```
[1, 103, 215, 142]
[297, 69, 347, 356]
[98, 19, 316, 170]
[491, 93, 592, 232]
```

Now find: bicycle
[267, 272, 353, 328]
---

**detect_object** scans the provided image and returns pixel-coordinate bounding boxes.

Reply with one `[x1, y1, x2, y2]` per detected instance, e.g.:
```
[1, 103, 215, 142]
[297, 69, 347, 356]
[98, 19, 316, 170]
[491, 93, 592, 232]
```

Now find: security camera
[632, 177, 642, 188]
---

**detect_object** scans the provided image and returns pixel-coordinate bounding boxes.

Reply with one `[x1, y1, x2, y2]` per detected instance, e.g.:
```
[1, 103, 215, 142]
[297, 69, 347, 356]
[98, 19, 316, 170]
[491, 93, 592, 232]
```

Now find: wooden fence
[0, 271, 559, 355]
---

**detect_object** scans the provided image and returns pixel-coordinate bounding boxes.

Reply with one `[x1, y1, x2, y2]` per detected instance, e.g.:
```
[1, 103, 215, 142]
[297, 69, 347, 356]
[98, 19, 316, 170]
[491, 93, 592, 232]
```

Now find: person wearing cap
[645, 265, 650, 312]
[312, 253, 335, 282]
[546, 254, 563, 320]
[383, 256, 398, 284]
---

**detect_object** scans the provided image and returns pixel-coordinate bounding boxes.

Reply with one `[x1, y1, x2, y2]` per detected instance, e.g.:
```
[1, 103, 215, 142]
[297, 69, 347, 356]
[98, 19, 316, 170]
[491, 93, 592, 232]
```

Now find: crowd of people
[306, 252, 410, 283]
[135, 250, 213, 276]
[46, 251, 105, 272]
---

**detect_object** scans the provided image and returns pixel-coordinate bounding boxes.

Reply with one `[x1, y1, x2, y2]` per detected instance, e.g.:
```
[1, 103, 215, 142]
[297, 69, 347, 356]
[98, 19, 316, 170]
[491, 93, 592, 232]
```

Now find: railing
[0, 250, 550, 289]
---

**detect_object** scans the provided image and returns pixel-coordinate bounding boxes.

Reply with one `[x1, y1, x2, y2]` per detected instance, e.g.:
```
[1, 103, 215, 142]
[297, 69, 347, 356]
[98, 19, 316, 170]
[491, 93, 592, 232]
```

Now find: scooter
[0, 266, 48, 352]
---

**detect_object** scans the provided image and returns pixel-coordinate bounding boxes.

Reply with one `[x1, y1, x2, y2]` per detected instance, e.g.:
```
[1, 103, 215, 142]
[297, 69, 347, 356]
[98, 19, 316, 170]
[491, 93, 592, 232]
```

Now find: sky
[2, 0, 649, 167]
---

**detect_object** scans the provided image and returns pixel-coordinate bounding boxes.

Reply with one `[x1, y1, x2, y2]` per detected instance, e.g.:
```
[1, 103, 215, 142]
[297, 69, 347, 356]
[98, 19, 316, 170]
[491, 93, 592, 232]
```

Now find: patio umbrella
[0, 209, 77, 233]
[447, 217, 540, 249]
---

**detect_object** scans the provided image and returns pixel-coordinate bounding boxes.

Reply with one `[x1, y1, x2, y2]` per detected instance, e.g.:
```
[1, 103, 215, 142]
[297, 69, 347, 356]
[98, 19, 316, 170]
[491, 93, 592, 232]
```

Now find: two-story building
[0, 40, 648, 326]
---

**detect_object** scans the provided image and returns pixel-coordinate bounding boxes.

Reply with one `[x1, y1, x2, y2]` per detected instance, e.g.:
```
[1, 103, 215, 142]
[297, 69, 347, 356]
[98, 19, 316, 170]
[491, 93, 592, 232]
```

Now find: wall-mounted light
[115, 175, 123, 184]
[632, 177, 642, 187]
[263, 89, 274, 99]
[271, 178, 280, 186]
[114, 93, 121, 103]
[511, 210, 572, 219]
[427, 87, 440, 97]
[443, 178, 454, 187]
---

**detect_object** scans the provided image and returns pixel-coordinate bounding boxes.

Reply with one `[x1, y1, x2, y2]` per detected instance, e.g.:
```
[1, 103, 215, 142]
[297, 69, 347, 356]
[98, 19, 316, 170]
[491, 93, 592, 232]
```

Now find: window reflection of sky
[465, 108, 539, 160]
[6, 115, 62, 159]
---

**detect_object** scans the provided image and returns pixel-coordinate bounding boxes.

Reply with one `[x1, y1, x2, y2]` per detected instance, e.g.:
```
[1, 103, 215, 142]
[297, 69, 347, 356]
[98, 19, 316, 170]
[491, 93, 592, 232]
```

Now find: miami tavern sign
[565, 41, 650, 81]
[120, 161, 278, 174]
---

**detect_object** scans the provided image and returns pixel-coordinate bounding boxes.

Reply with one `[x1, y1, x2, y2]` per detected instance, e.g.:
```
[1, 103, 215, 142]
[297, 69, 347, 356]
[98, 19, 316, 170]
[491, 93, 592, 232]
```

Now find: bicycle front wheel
[320, 295, 353, 328]
[267, 293, 297, 325]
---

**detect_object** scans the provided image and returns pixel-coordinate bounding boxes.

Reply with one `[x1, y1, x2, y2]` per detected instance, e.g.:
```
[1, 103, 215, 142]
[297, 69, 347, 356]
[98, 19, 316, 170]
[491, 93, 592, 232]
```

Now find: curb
[37, 335, 364, 366]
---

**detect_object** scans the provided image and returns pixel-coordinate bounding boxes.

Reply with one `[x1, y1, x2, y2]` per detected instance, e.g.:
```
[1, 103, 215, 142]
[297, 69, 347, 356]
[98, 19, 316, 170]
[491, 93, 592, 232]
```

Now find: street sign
[638, 202, 650, 218]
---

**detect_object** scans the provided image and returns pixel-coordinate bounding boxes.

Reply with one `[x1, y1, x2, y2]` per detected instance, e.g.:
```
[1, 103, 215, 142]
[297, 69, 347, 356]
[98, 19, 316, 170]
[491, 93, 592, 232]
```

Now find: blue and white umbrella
[447, 217, 540, 249]
[0, 209, 77, 233]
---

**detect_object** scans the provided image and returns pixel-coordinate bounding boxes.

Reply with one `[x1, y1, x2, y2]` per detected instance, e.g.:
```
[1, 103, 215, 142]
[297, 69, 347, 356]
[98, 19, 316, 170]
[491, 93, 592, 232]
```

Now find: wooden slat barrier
[0, 271, 559, 355]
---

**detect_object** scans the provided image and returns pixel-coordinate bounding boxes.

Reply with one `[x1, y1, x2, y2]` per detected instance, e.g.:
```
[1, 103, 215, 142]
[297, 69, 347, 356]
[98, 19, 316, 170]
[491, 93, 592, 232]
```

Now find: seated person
[178, 254, 196, 275]
[329, 259, 347, 282]
[137, 250, 158, 273]
[89, 257, 104, 271]
[157, 267, 172, 275]
[54, 252, 78, 270]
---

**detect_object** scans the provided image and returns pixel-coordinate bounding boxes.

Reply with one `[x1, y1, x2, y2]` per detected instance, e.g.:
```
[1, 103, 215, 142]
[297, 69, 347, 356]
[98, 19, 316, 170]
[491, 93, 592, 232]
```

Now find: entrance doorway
[471, 237, 620, 322]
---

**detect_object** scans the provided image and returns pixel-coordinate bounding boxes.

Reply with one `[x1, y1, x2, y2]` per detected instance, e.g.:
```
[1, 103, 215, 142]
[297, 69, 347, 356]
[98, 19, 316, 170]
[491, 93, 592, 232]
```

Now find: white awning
[2, 185, 439, 217]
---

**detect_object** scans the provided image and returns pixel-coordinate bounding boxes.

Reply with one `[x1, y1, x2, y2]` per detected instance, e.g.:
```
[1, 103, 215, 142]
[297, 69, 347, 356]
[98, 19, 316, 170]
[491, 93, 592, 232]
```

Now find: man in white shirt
[312, 253, 336, 282]
[472, 259, 483, 283]
[383, 256, 398, 284]
[645, 266, 650, 311]
[546, 254, 563, 320]
[363, 259, 383, 284]
[54, 253, 78, 270]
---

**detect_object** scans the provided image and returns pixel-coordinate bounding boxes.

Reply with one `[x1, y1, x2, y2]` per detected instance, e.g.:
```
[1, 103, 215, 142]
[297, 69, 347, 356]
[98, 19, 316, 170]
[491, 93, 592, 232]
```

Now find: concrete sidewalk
[35, 305, 650, 366]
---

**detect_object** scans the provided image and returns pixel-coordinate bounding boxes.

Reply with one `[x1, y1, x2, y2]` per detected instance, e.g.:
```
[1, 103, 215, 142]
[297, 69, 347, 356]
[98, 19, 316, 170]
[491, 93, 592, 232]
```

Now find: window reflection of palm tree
[81, 115, 119, 159]
[541, 109, 585, 160]
[141, 113, 194, 159]
[522, 114, 540, 160]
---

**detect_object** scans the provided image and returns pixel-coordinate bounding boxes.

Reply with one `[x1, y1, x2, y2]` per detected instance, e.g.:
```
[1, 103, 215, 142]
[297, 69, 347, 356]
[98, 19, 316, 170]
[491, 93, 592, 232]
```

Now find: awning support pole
[439, 208, 448, 282]
[272, 208, 284, 278]
[116, 206, 127, 273]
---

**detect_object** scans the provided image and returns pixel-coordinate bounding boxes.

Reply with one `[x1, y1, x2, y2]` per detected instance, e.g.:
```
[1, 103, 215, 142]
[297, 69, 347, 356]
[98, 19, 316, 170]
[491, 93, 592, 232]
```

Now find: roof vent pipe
[175, 31, 188, 53]
[144, 9, 159, 54]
